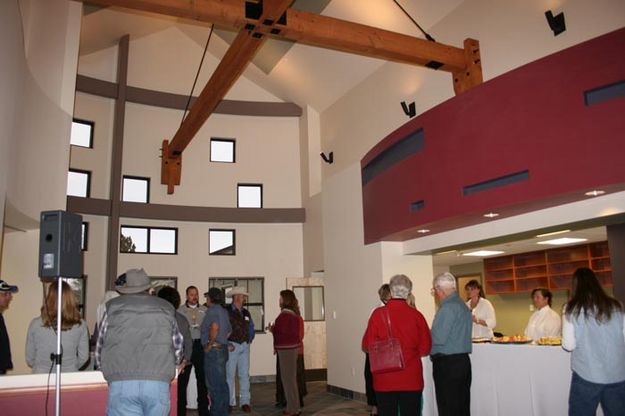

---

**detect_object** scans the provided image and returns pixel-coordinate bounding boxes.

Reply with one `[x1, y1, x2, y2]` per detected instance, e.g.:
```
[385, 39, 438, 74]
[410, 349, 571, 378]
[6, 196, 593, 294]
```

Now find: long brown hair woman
[562, 268, 625, 415]
[25, 282, 89, 373]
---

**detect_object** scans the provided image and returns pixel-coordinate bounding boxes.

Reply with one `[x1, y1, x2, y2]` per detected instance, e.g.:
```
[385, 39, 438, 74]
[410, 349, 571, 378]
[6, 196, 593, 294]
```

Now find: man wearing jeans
[201, 288, 232, 416]
[225, 287, 255, 412]
[96, 269, 183, 416]
[430, 272, 473, 416]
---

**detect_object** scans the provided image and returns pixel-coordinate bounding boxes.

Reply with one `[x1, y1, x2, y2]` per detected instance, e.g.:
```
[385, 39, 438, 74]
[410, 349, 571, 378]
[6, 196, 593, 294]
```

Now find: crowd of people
[362, 269, 625, 416]
[1, 265, 624, 416]
[0, 270, 306, 416]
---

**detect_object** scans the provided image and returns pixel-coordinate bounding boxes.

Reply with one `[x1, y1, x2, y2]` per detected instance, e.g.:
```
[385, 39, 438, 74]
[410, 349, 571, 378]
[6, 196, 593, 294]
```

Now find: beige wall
[0, 0, 81, 375]
[320, 0, 625, 393]
[73, 24, 305, 377]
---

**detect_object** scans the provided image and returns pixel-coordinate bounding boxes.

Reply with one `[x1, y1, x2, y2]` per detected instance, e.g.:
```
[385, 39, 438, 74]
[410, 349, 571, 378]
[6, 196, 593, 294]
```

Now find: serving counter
[421, 343, 604, 416]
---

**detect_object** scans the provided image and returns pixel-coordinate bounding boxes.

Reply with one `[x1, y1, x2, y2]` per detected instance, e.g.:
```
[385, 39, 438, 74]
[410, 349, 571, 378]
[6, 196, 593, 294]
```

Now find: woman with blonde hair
[26, 281, 89, 373]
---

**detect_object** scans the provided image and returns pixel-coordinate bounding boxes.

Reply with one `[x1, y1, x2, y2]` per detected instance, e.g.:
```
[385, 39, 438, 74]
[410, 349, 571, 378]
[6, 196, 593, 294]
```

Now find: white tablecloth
[421, 343, 604, 416]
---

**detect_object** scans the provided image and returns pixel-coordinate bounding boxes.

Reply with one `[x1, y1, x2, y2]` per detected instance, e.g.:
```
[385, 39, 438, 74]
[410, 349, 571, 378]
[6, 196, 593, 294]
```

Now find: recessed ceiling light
[535, 229, 571, 238]
[483, 212, 499, 218]
[417, 229, 430, 234]
[462, 250, 505, 257]
[585, 190, 605, 197]
[537, 237, 587, 245]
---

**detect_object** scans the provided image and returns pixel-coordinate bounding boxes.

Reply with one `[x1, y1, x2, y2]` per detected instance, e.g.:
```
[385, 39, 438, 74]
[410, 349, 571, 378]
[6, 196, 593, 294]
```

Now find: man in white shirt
[525, 287, 561, 340]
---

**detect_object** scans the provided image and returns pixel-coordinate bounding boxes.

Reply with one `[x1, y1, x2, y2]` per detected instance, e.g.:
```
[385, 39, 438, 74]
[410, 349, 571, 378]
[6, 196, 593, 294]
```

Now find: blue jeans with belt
[205, 347, 229, 416]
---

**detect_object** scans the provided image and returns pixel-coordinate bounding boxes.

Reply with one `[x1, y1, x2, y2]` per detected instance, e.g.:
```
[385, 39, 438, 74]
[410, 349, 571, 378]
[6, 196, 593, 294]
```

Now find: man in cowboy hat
[96, 269, 184, 415]
[0, 279, 18, 375]
[225, 286, 255, 412]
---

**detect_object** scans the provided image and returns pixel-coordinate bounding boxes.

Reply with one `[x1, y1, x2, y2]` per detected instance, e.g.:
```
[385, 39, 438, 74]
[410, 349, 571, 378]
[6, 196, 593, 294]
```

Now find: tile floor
[185, 381, 370, 416]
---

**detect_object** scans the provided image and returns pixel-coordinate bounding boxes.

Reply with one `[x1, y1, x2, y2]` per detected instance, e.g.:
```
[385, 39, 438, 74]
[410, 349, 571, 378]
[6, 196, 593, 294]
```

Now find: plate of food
[472, 337, 491, 343]
[492, 335, 532, 344]
[537, 336, 562, 346]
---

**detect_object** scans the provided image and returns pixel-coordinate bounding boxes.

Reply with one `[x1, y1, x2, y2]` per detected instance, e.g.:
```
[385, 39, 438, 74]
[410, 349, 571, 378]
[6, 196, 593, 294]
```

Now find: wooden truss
[86, 0, 483, 193]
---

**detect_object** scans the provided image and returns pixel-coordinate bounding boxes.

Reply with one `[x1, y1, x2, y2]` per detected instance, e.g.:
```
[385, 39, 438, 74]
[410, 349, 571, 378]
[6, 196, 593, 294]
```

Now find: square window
[70, 119, 94, 148]
[67, 169, 91, 197]
[150, 228, 177, 254]
[238, 184, 262, 208]
[120, 226, 148, 253]
[209, 229, 235, 255]
[123, 176, 150, 203]
[210, 138, 235, 163]
[81, 222, 89, 251]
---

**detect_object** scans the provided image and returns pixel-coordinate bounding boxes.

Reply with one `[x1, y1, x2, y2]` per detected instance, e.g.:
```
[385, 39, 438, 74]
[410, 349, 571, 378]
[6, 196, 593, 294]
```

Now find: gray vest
[101, 293, 176, 383]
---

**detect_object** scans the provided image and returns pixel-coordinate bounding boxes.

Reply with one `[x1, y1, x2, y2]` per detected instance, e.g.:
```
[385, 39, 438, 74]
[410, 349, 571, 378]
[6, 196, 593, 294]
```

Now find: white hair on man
[389, 274, 412, 299]
[433, 272, 457, 291]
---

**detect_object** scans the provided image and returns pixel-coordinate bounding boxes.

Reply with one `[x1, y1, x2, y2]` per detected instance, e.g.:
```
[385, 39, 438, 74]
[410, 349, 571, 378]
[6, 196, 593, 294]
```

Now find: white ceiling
[431, 227, 608, 268]
[79, 0, 464, 112]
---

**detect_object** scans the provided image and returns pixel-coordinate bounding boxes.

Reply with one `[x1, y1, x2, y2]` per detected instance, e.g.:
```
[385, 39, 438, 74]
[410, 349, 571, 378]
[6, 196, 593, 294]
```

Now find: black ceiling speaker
[545, 10, 566, 36]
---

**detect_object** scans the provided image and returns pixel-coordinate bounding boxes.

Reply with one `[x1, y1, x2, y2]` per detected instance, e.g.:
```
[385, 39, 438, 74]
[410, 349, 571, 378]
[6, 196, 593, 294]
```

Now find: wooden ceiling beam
[86, 0, 469, 72]
[160, 0, 294, 193]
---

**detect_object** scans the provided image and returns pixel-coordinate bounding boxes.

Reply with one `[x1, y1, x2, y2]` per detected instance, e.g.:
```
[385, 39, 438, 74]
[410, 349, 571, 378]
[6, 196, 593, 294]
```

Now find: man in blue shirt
[431, 272, 473, 416]
[225, 286, 255, 413]
[201, 288, 232, 416]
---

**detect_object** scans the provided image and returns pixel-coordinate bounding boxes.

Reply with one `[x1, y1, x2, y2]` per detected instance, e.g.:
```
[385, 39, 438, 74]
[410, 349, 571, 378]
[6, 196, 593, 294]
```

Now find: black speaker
[38, 210, 83, 278]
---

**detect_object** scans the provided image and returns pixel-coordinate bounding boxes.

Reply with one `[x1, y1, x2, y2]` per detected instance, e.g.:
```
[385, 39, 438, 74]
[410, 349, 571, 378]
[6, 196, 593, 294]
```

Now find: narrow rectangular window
[81, 222, 89, 251]
[70, 119, 94, 148]
[209, 229, 235, 255]
[238, 184, 262, 208]
[210, 138, 235, 163]
[67, 169, 91, 198]
[122, 176, 150, 203]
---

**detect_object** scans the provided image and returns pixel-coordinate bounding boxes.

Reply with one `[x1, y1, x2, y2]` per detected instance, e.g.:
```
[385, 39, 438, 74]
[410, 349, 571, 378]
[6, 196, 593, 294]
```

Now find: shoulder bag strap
[383, 307, 393, 339]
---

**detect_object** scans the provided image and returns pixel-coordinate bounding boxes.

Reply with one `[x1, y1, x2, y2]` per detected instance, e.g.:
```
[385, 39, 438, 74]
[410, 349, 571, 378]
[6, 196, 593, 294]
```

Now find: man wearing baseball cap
[0, 279, 18, 375]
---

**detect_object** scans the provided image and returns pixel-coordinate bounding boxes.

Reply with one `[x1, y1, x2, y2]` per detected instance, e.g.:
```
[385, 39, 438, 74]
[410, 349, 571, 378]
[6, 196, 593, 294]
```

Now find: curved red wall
[361, 28, 625, 244]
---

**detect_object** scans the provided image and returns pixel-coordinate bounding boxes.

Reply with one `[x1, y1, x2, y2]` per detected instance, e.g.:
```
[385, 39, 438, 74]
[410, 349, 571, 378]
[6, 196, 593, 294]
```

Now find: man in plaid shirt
[96, 269, 183, 416]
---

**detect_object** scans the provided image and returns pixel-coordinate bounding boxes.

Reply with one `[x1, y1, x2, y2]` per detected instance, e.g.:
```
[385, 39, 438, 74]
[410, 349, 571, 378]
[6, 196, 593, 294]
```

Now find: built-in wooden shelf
[484, 241, 612, 294]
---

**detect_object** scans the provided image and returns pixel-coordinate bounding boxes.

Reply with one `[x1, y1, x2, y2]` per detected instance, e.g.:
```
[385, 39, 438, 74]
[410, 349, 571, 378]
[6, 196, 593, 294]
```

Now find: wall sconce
[545, 10, 566, 36]
[401, 101, 416, 118]
[320, 152, 334, 164]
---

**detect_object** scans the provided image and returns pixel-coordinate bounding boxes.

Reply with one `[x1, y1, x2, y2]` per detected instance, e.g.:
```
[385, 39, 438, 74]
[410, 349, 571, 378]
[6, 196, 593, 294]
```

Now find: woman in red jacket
[362, 275, 432, 416]
[271, 290, 304, 416]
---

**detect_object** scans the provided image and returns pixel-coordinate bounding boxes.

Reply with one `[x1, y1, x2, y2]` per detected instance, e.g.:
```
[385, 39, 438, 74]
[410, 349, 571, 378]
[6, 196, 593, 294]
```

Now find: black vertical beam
[106, 35, 129, 288]
[607, 223, 625, 304]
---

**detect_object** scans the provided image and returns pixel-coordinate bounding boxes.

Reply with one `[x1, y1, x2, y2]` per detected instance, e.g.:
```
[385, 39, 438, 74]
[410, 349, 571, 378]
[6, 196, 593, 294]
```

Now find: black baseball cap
[0, 280, 18, 293]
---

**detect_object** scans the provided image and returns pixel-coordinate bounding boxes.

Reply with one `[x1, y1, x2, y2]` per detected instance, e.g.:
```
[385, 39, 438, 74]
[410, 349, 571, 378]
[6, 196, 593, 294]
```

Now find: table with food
[420, 337, 605, 416]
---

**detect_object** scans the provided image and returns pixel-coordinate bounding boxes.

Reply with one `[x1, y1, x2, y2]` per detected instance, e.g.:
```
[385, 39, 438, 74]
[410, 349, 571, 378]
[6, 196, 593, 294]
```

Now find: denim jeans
[107, 380, 170, 416]
[226, 341, 251, 406]
[205, 347, 229, 416]
[569, 371, 625, 416]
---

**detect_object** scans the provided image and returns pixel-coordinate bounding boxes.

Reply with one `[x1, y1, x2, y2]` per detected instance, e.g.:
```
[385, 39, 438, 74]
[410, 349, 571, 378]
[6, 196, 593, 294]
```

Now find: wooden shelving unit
[484, 241, 612, 294]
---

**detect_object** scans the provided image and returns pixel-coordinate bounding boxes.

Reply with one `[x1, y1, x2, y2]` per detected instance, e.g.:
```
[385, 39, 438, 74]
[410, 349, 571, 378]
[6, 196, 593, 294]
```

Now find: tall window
[120, 226, 177, 254]
[122, 176, 150, 203]
[209, 277, 264, 332]
[237, 184, 262, 208]
[209, 229, 235, 255]
[67, 169, 91, 197]
[210, 138, 235, 163]
[70, 119, 94, 148]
